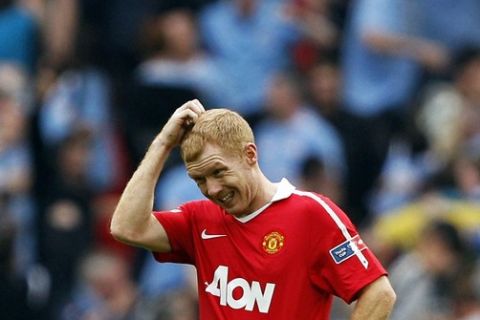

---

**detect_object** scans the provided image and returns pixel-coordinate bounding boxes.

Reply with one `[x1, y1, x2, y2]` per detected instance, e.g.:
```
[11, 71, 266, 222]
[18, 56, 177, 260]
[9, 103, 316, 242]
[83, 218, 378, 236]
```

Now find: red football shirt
[153, 179, 387, 319]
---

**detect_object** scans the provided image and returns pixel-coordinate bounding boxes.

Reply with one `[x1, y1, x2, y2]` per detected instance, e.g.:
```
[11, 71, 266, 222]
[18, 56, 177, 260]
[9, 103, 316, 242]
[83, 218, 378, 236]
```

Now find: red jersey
[153, 179, 386, 319]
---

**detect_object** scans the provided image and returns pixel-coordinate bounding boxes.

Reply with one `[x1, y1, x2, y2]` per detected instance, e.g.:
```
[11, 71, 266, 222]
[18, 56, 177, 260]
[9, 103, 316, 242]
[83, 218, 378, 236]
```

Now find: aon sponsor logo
[205, 265, 275, 314]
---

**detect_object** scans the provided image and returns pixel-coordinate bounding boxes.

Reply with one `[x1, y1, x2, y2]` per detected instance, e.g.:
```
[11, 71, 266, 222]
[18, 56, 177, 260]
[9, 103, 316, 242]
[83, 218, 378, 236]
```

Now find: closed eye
[192, 176, 206, 185]
[212, 169, 225, 177]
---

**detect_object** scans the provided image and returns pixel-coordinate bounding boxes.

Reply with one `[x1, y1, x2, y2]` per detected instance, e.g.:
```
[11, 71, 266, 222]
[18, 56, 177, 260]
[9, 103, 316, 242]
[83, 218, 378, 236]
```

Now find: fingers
[192, 99, 206, 113]
[183, 109, 200, 128]
[177, 99, 205, 116]
[173, 99, 206, 128]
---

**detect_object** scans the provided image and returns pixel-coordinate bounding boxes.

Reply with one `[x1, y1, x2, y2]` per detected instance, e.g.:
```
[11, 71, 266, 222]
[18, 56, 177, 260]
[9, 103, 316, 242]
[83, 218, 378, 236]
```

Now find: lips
[219, 191, 234, 205]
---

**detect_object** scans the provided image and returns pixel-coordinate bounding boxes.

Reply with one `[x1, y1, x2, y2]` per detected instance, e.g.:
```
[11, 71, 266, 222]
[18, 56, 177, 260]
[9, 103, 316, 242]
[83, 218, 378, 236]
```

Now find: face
[186, 143, 258, 217]
[266, 74, 299, 119]
[234, 0, 257, 16]
[309, 64, 340, 109]
[458, 58, 480, 102]
[0, 98, 24, 148]
[161, 10, 197, 57]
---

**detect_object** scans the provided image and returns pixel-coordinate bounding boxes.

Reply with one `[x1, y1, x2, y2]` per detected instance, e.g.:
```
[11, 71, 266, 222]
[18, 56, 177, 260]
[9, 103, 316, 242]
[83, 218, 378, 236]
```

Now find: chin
[224, 205, 246, 218]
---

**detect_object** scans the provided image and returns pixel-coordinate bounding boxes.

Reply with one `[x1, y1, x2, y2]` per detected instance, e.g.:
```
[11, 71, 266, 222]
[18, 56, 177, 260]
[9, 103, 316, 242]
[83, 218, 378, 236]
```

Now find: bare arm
[362, 31, 449, 71]
[110, 99, 205, 252]
[350, 276, 396, 320]
[38, 0, 79, 66]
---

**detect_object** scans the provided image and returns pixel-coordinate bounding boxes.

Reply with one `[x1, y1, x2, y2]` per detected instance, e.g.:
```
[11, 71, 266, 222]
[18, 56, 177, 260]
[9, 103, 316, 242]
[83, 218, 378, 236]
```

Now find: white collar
[234, 178, 296, 223]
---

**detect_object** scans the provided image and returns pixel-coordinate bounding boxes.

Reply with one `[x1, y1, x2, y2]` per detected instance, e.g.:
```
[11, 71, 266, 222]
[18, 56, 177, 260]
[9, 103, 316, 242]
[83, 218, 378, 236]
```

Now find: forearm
[350, 276, 396, 320]
[110, 137, 172, 242]
[350, 299, 392, 320]
[44, 0, 78, 65]
[362, 31, 441, 62]
[298, 14, 337, 48]
[111, 99, 205, 250]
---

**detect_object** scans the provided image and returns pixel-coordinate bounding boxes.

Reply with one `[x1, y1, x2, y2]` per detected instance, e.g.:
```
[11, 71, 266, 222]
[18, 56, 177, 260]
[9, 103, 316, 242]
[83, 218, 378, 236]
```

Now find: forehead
[185, 143, 236, 176]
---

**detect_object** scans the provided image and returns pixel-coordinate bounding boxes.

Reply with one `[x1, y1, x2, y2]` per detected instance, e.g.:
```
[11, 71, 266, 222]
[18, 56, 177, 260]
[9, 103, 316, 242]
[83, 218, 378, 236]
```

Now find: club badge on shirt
[262, 231, 285, 254]
[329, 235, 367, 264]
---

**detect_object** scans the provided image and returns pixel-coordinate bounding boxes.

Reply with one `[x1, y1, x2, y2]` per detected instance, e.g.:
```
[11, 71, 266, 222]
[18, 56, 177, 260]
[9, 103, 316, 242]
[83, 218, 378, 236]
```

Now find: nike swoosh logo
[201, 229, 227, 240]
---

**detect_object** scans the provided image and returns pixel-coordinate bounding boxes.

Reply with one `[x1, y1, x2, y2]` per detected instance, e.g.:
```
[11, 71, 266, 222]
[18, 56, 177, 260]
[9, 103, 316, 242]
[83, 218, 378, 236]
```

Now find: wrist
[150, 139, 174, 155]
[151, 133, 176, 151]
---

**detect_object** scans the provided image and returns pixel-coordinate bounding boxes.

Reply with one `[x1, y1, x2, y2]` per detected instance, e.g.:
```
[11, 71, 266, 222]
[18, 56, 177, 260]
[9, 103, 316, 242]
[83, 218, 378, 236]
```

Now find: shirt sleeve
[356, 0, 405, 35]
[309, 196, 387, 303]
[152, 203, 196, 264]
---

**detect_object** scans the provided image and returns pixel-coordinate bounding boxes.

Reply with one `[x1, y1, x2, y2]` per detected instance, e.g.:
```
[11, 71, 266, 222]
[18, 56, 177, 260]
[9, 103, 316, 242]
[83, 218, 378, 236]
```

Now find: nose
[205, 178, 222, 198]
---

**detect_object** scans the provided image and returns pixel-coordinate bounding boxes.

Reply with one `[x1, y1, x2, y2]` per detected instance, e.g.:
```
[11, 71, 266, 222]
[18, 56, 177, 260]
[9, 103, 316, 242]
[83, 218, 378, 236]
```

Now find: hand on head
[157, 99, 205, 149]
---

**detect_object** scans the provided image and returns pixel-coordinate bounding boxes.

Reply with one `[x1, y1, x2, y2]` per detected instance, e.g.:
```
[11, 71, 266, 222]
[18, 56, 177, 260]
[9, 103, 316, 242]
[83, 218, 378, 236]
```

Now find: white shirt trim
[293, 190, 369, 269]
[234, 178, 295, 223]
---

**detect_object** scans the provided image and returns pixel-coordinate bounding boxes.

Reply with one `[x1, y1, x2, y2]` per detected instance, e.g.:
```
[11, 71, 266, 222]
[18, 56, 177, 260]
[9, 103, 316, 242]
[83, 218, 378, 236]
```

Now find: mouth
[218, 191, 234, 206]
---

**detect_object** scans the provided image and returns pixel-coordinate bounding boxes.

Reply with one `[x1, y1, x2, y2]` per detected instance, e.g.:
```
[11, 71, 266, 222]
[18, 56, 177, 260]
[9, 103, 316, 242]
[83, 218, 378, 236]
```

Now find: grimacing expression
[186, 143, 258, 217]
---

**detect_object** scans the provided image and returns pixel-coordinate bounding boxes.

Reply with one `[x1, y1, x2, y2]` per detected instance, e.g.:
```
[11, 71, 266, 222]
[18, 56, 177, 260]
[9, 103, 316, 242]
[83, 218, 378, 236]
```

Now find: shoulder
[297, 108, 340, 136]
[282, 191, 329, 216]
[356, 0, 406, 30]
[199, 1, 231, 24]
[156, 199, 222, 228]
[7, 6, 38, 30]
[180, 199, 223, 220]
[288, 191, 354, 231]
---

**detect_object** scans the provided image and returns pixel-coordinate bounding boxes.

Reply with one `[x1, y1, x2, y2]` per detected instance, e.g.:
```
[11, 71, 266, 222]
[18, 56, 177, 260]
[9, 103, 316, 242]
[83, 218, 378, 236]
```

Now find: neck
[252, 173, 277, 209]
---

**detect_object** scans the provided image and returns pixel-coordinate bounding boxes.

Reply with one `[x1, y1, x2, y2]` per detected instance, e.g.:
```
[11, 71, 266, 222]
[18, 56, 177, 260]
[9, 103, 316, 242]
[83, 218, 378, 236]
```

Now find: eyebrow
[188, 172, 203, 180]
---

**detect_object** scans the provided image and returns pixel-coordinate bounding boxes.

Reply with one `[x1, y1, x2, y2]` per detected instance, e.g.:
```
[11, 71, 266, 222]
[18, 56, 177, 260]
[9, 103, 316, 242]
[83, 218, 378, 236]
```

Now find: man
[110, 100, 396, 319]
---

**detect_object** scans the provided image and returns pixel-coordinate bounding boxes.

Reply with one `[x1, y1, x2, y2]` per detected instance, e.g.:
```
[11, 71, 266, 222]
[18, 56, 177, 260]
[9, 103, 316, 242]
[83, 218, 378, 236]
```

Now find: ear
[244, 143, 258, 165]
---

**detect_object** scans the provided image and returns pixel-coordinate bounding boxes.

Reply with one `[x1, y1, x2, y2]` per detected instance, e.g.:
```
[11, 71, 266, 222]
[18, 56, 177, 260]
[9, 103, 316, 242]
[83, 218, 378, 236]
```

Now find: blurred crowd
[1, 0, 480, 319]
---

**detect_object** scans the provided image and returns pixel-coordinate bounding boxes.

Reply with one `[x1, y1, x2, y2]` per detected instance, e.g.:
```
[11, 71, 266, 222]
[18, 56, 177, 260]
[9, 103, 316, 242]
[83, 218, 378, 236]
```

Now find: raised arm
[110, 99, 205, 252]
[350, 276, 396, 320]
[362, 31, 449, 72]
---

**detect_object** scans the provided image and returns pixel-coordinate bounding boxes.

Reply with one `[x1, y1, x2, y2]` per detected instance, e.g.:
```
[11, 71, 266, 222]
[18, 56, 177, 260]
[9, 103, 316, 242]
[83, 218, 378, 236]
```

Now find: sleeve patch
[329, 235, 367, 264]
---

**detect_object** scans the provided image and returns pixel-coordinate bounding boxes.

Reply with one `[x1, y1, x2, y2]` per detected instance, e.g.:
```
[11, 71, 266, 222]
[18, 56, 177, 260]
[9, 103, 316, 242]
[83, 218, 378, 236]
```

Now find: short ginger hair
[180, 109, 254, 162]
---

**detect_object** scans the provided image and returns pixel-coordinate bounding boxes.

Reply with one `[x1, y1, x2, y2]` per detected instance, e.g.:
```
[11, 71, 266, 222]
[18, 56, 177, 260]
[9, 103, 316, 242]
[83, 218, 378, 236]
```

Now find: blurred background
[1, 0, 480, 319]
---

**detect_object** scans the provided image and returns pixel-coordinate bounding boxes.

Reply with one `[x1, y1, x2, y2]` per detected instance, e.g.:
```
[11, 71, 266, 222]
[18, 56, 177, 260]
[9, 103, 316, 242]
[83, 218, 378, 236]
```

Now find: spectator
[416, 0, 480, 57]
[41, 198, 92, 318]
[298, 155, 342, 204]
[389, 220, 477, 320]
[451, 152, 480, 202]
[135, 8, 222, 106]
[307, 59, 370, 223]
[62, 250, 140, 320]
[341, 1, 480, 197]
[37, 26, 126, 193]
[0, 63, 36, 275]
[21, 0, 78, 70]
[122, 8, 221, 167]
[372, 183, 480, 261]
[255, 71, 345, 186]
[367, 135, 433, 216]
[0, 0, 39, 73]
[342, 0, 449, 118]
[198, 0, 301, 117]
[289, 0, 343, 72]
[0, 216, 35, 320]
[38, 129, 96, 318]
[417, 47, 480, 165]
[340, 0, 450, 221]
[455, 267, 480, 320]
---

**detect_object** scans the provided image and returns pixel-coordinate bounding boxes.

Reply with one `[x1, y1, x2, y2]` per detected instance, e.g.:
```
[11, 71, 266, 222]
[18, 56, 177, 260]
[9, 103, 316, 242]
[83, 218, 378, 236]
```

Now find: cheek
[198, 185, 209, 197]
[239, 177, 255, 198]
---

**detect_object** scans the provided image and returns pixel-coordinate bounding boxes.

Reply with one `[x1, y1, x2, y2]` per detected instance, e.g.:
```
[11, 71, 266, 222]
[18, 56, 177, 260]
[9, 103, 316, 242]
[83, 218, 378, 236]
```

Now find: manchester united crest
[262, 231, 285, 254]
